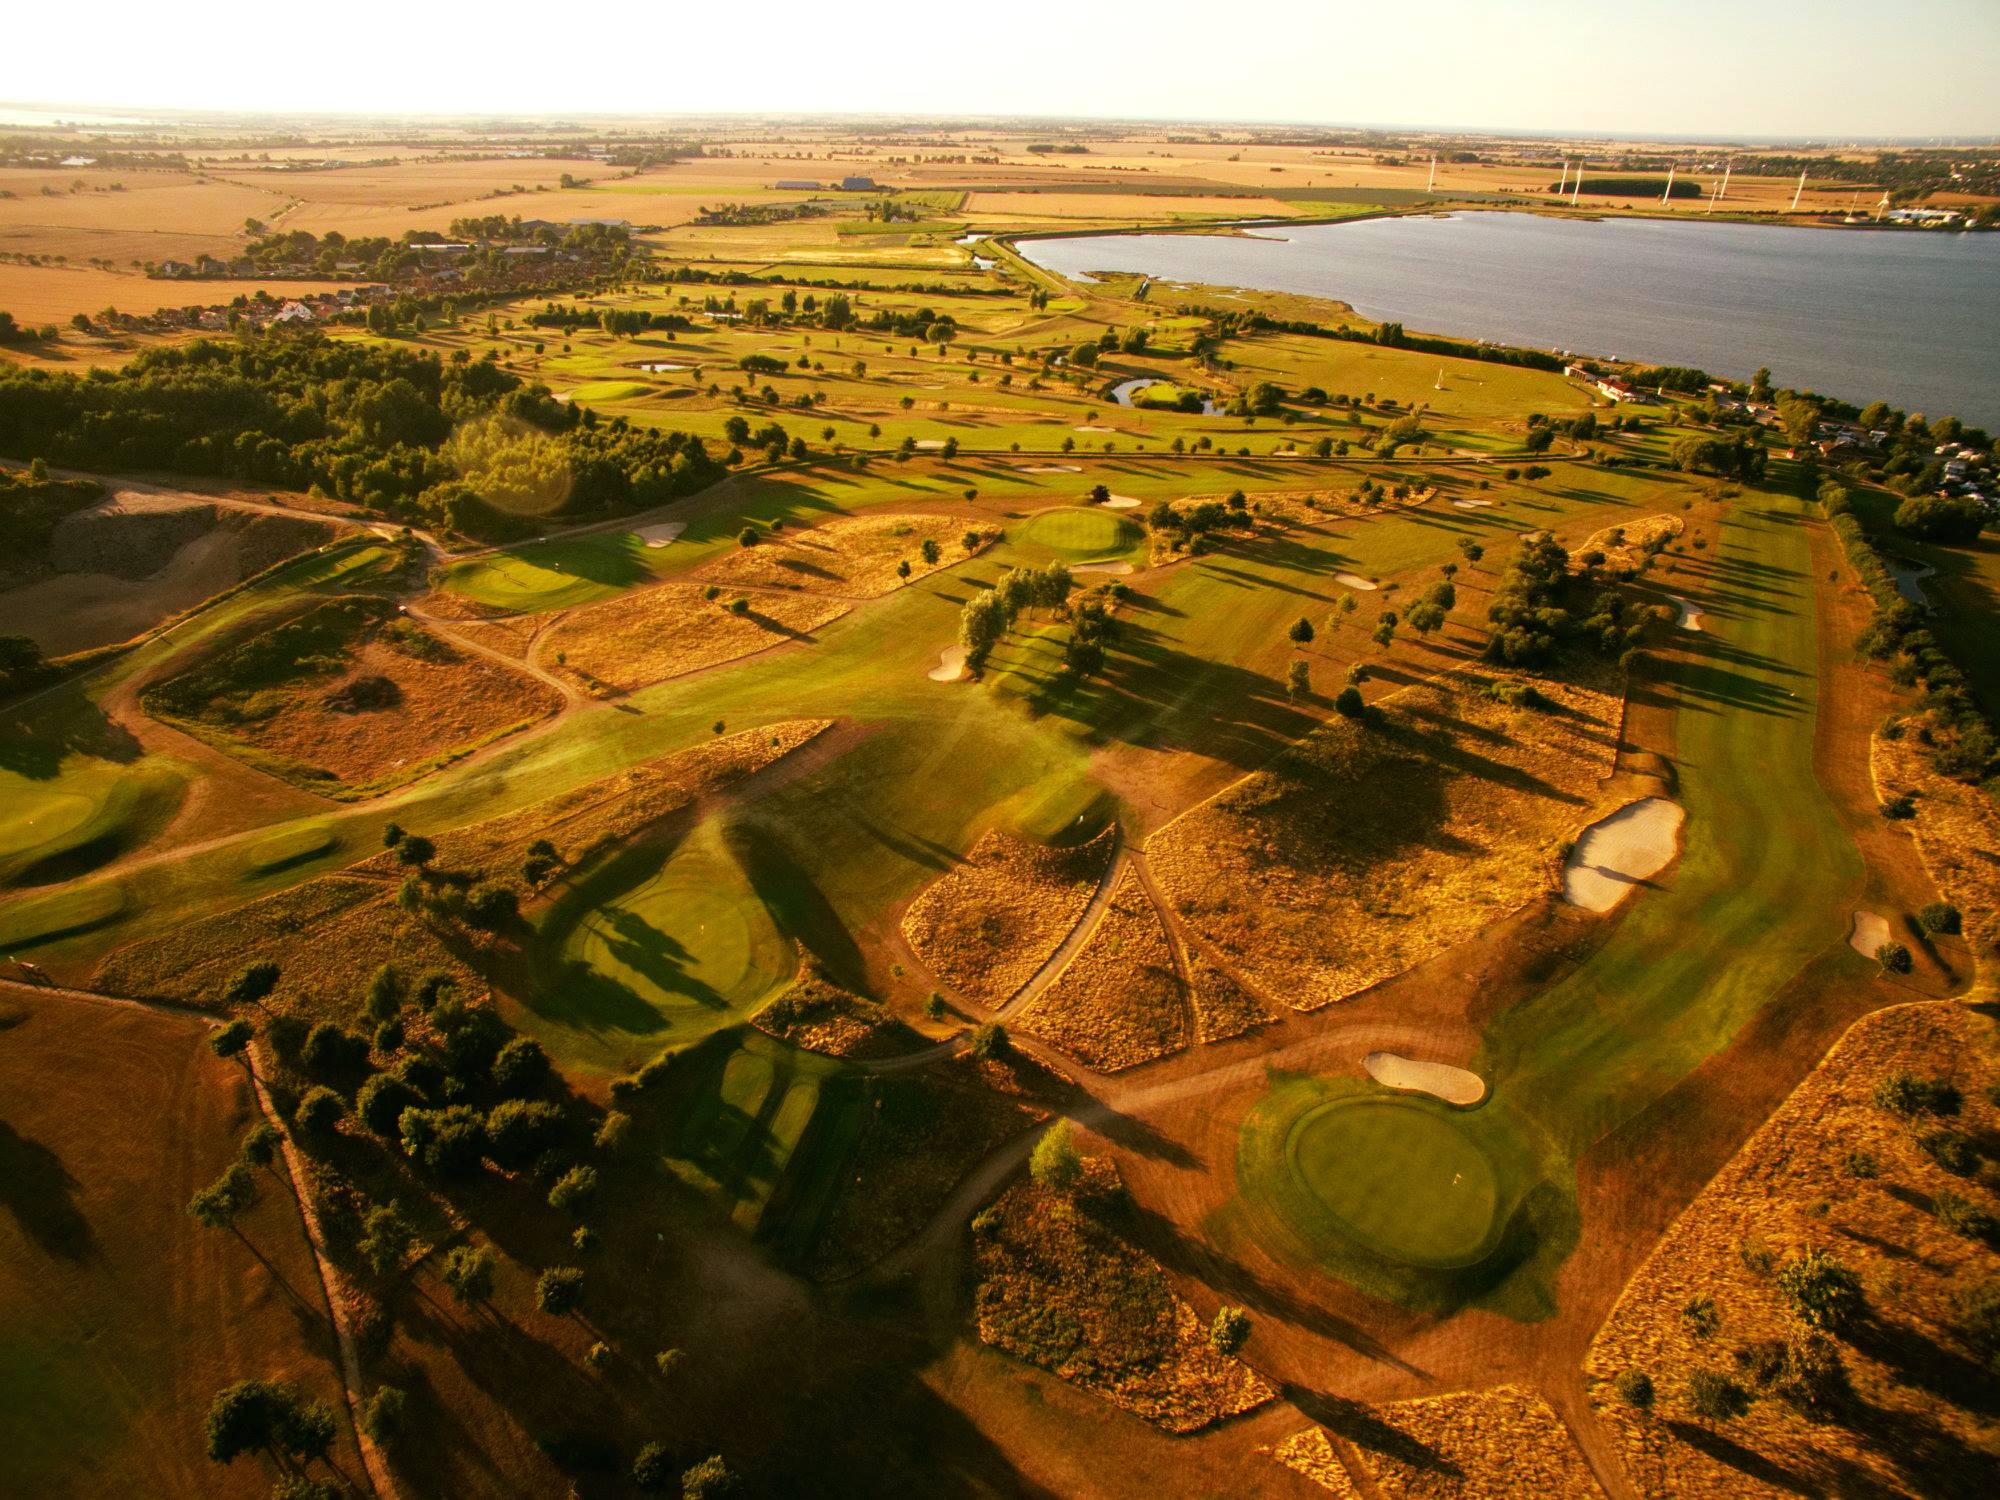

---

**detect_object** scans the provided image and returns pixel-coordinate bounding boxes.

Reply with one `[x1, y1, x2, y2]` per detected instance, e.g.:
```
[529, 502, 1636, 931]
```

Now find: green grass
[0, 878, 128, 948]
[529, 816, 798, 1075]
[1016, 506, 1142, 560]
[1287, 1096, 1500, 1266]
[241, 822, 338, 876]
[436, 532, 658, 612]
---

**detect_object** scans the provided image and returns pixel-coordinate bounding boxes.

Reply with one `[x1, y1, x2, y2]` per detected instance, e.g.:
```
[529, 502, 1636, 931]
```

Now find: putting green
[568, 380, 653, 402]
[1018, 507, 1140, 560]
[1287, 1096, 1500, 1267]
[552, 820, 795, 1056]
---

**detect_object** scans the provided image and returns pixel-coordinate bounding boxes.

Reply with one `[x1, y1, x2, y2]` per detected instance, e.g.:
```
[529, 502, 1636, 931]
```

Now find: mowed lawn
[0, 990, 358, 1498]
[1478, 490, 1862, 1147]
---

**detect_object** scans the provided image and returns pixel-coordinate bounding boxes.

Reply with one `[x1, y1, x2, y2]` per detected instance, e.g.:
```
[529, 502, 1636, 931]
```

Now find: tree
[594, 1110, 633, 1155]
[357, 1072, 422, 1137]
[301, 1022, 368, 1075]
[1334, 686, 1364, 717]
[1776, 1248, 1865, 1333]
[239, 1123, 283, 1169]
[492, 1036, 550, 1096]
[1208, 1306, 1252, 1355]
[681, 1455, 741, 1499]
[633, 1441, 676, 1492]
[293, 1086, 346, 1136]
[223, 961, 281, 1007]
[1406, 601, 1447, 638]
[204, 1379, 281, 1464]
[275, 1397, 338, 1465]
[1875, 941, 1913, 974]
[441, 1243, 496, 1307]
[362, 1385, 406, 1448]
[1287, 660, 1311, 700]
[485, 1098, 566, 1170]
[969, 1022, 1010, 1060]
[209, 1018, 254, 1059]
[1917, 901, 1962, 936]
[1029, 1121, 1083, 1192]
[921, 538, 942, 565]
[189, 1163, 258, 1231]
[957, 591, 1010, 669]
[360, 1201, 416, 1276]
[1612, 1369, 1655, 1411]
[536, 1266, 585, 1317]
[1894, 494, 1985, 544]
[1287, 616, 1315, 645]
[395, 834, 434, 867]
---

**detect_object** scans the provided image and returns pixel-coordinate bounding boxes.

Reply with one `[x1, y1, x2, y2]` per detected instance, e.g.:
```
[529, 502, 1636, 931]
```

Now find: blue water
[1018, 212, 2000, 430]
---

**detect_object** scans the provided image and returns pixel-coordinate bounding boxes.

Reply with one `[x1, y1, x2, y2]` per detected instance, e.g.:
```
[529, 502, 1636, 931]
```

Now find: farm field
[1, 105, 1995, 1500]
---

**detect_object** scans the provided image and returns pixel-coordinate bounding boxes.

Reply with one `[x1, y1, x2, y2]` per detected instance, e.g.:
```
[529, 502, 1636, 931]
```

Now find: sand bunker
[915, 438, 949, 450]
[634, 521, 687, 548]
[1451, 498, 1495, 510]
[1849, 910, 1890, 958]
[1103, 495, 1141, 510]
[637, 362, 690, 372]
[1364, 1052, 1487, 1106]
[1562, 798, 1685, 912]
[928, 645, 967, 682]
[1073, 562, 1134, 576]
[1020, 464, 1082, 473]
[1074, 425, 1113, 434]
[1333, 572, 1379, 591]
[1671, 595, 1703, 631]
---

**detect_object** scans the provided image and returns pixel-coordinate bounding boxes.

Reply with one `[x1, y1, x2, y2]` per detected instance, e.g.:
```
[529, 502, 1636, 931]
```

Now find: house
[1563, 361, 1592, 380]
[408, 242, 473, 256]
[774, 179, 822, 191]
[273, 302, 316, 325]
[1596, 377, 1652, 404]
[838, 176, 878, 192]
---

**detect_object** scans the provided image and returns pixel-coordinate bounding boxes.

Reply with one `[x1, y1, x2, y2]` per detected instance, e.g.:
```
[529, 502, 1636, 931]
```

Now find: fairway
[1288, 1096, 1501, 1267]
[541, 818, 797, 1071]
[1017, 506, 1141, 560]
[438, 532, 655, 612]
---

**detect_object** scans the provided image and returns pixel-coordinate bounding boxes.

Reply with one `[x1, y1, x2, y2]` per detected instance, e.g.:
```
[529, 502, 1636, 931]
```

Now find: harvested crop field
[972, 1168, 1274, 1433]
[143, 595, 556, 795]
[1016, 871, 1187, 1071]
[900, 828, 1115, 1004]
[696, 513, 970, 595]
[1584, 1001, 2000, 1498]
[0, 987, 357, 1498]
[1150, 666, 1622, 1009]
[1276, 1385, 1602, 1498]
[541, 583, 848, 695]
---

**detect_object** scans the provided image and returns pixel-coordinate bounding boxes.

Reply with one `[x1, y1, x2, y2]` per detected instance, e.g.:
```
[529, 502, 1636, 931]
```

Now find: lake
[1017, 212, 2000, 430]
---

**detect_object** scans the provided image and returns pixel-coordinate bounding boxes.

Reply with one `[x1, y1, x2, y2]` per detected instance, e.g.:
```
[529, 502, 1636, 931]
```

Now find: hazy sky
[11, 0, 2000, 139]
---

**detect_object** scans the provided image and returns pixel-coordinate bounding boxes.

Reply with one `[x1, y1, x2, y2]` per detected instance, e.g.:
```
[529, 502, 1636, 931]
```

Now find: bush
[1208, 1306, 1252, 1355]
[1873, 1069, 1961, 1118]
[293, 1086, 346, 1135]
[222, 960, 281, 1007]
[548, 1164, 600, 1215]
[491, 1036, 551, 1097]
[399, 1104, 488, 1178]
[356, 1072, 422, 1137]
[361, 1385, 406, 1447]
[1776, 1248, 1865, 1333]
[968, 1022, 1010, 1060]
[1029, 1122, 1082, 1192]
[681, 1455, 741, 1499]
[1686, 1366, 1753, 1424]
[632, 1441, 675, 1492]
[1917, 901, 1962, 936]
[1612, 1369, 1654, 1410]
[1936, 1189, 2000, 1244]
[1874, 941, 1913, 974]
[487, 1098, 567, 1170]
[301, 1021, 370, 1075]
[1333, 686, 1365, 717]
[1957, 1279, 2000, 1363]
[1919, 1128, 1979, 1176]
[594, 1110, 632, 1155]
[536, 1266, 584, 1317]
[1774, 1329, 1850, 1415]
[209, 1018, 254, 1058]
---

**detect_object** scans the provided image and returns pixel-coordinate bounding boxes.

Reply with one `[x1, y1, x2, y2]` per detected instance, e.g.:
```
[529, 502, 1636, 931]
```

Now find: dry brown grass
[1278, 1386, 1602, 1498]
[900, 828, 1116, 1005]
[540, 582, 848, 695]
[972, 1166, 1274, 1433]
[1577, 512, 1685, 571]
[1584, 1001, 2000, 1498]
[752, 955, 925, 1059]
[1874, 724, 2000, 970]
[0, 987, 359, 1497]
[1015, 870, 1187, 1071]
[1149, 664, 1622, 1009]
[695, 513, 970, 597]
[1186, 948, 1278, 1043]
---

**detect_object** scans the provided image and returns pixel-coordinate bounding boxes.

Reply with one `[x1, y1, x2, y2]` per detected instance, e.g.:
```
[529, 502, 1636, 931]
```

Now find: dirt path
[405, 602, 588, 707]
[1126, 849, 1197, 1050]
[991, 830, 1128, 1022]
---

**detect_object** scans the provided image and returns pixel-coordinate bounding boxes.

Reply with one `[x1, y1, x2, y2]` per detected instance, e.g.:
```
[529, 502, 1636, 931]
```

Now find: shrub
[1957, 1280, 2000, 1364]
[487, 1099, 567, 1170]
[293, 1086, 346, 1135]
[239, 1123, 283, 1168]
[208, 1018, 254, 1058]
[1208, 1306, 1252, 1355]
[594, 1110, 632, 1155]
[222, 960, 281, 1007]
[632, 1441, 675, 1492]
[681, 1455, 740, 1499]
[548, 1164, 600, 1215]
[1686, 1367, 1753, 1424]
[1880, 792, 1916, 820]
[1776, 1248, 1865, 1333]
[361, 1385, 406, 1447]
[301, 1021, 370, 1075]
[491, 1036, 551, 1097]
[1874, 941, 1912, 974]
[356, 1073, 422, 1137]
[1935, 1189, 2000, 1245]
[536, 1266, 584, 1317]
[968, 1022, 1010, 1060]
[1028, 1122, 1082, 1193]
[359, 1201, 416, 1276]
[1919, 1128, 1979, 1176]
[1612, 1369, 1654, 1410]
[1773, 1329, 1850, 1414]
[399, 1104, 488, 1178]
[1680, 1294, 1719, 1342]
[1842, 1149, 1879, 1179]
[441, 1243, 496, 1306]
[1333, 686, 1365, 717]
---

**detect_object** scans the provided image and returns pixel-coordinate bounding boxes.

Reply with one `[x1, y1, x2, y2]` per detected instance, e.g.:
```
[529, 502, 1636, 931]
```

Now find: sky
[9, 0, 2000, 140]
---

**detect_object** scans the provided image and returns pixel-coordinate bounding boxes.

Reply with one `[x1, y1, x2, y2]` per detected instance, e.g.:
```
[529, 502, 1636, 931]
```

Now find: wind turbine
[1717, 162, 1731, 201]
[1557, 159, 1569, 196]
[1571, 162, 1583, 207]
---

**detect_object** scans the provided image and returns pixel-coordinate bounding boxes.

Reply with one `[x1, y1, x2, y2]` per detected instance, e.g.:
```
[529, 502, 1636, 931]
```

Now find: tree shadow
[0, 1117, 96, 1259]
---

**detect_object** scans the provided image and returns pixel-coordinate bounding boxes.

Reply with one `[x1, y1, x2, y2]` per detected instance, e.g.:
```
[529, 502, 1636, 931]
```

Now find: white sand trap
[928, 645, 967, 682]
[1451, 498, 1495, 510]
[1074, 425, 1113, 433]
[1849, 910, 1891, 958]
[1671, 595, 1703, 632]
[914, 439, 949, 450]
[1074, 561, 1134, 576]
[634, 522, 687, 548]
[1365, 1052, 1487, 1106]
[1334, 572, 1379, 591]
[637, 362, 690, 372]
[1103, 495, 1141, 509]
[1020, 464, 1082, 473]
[1563, 798, 1685, 912]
